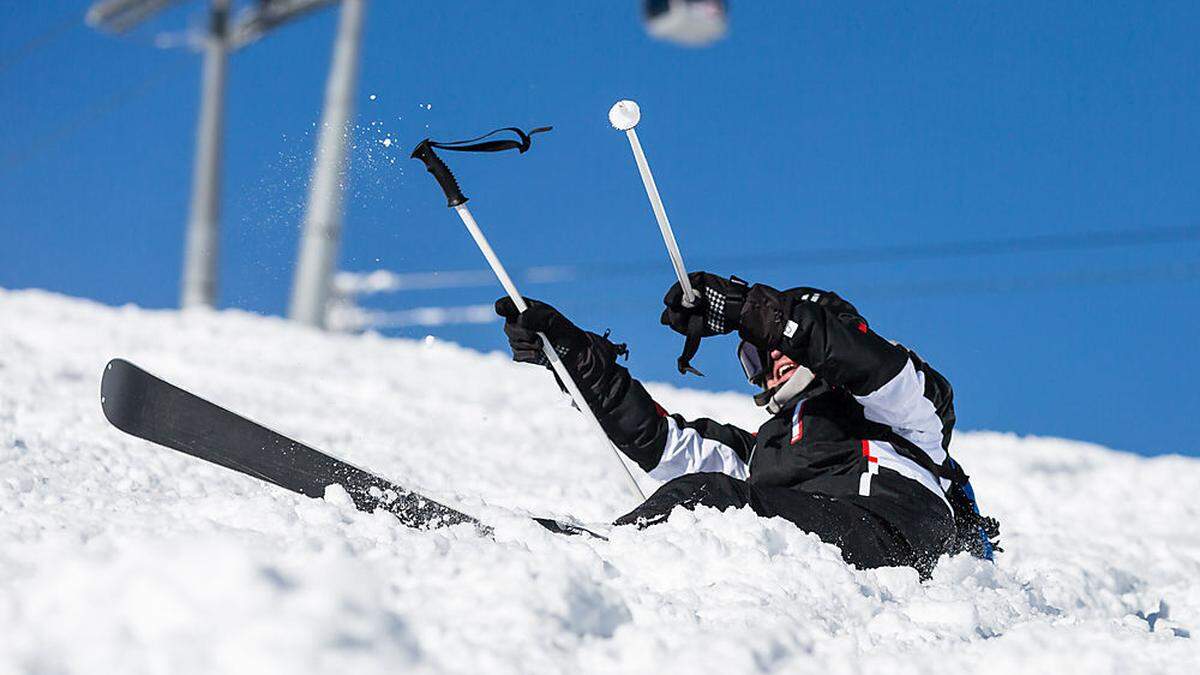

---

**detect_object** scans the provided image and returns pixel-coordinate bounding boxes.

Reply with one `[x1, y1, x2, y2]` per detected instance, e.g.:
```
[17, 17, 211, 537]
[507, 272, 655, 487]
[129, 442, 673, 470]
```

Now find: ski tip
[100, 358, 144, 433]
[532, 517, 610, 541]
[103, 357, 135, 373]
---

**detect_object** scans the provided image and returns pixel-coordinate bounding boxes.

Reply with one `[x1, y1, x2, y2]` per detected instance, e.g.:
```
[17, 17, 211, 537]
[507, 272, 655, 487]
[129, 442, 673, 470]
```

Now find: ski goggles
[737, 340, 770, 387]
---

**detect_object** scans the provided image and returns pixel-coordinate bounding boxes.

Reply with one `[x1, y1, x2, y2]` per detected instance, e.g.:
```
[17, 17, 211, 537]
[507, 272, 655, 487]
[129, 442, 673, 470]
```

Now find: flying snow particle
[380, 138, 393, 148]
[369, 94, 377, 101]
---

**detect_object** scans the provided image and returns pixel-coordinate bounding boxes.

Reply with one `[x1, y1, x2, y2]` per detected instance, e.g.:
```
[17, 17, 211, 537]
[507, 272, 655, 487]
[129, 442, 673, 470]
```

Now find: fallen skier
[496, 272, 1000, 577]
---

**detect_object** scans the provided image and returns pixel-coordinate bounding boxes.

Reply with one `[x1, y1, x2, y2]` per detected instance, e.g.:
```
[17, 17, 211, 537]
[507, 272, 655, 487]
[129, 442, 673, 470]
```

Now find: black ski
[100, 358, 606, 540]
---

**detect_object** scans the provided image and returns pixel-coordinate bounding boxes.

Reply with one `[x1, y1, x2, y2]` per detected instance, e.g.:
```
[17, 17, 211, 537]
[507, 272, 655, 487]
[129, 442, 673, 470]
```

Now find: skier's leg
[753, 487, 953, 577]
[614, 472, 754, 527]
[614, 472, 951, 576]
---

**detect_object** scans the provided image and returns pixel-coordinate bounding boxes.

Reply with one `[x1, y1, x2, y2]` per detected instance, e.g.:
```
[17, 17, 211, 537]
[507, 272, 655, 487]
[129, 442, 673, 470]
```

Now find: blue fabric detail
[959, 475, 994, 561]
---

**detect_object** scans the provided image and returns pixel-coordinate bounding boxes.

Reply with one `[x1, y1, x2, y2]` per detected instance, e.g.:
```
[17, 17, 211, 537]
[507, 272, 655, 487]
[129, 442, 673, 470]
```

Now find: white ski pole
[609, 99, 707, 376]
[411, 134, 647, 501]
[609, 100, 698, 306]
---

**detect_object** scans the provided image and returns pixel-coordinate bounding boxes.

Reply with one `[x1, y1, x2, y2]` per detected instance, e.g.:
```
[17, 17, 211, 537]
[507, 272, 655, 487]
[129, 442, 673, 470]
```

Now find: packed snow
[0, 288, 1196, 674]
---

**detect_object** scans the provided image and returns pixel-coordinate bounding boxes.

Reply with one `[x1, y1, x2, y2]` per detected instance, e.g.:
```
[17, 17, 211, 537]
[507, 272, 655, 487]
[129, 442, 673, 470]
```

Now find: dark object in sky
[643, 0, 728, 46]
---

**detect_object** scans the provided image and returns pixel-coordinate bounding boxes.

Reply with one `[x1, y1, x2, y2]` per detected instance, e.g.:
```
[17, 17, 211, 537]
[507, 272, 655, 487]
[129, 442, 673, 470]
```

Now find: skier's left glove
[495, 297, 589, 367]
[661, 272, 749, 338]
[495, 297, 631, 413]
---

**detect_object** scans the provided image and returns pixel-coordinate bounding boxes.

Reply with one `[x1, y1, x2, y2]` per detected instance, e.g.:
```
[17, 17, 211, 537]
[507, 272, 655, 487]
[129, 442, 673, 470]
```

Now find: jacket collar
[755, 371, 827, 414]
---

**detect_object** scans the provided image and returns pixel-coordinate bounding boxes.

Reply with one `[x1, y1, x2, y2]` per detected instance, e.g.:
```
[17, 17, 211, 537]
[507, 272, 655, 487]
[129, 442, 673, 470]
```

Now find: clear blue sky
[2, 1, 1198, 456]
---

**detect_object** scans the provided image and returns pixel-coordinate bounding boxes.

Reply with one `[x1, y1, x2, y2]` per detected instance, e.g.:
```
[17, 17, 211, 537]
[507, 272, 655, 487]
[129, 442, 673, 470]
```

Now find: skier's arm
[659, 271, 925, 402]
[570, 335, 755, 480]
[739, 284, 954, 462]
[495, 298, 755, 479]
[660, 273, 955, 465]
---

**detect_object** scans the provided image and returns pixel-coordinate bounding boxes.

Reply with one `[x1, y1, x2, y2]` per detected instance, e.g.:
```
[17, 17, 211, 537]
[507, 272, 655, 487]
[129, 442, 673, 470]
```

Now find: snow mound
[1, 288, 1197, 674]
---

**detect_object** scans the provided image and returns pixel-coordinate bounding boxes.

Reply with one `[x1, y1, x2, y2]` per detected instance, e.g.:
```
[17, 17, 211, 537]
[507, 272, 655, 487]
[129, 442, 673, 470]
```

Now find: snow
[1, 288, 1197, 674]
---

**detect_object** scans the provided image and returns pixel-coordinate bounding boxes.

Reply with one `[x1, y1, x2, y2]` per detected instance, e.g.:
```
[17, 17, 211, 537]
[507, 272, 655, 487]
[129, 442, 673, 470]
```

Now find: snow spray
[410, 127, 646, 501]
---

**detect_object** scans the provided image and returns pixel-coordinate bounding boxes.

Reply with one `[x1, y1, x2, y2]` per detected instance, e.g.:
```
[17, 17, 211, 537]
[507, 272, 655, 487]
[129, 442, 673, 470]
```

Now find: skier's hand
[661, 272, 749, 338]
[495, 297, 588, 366]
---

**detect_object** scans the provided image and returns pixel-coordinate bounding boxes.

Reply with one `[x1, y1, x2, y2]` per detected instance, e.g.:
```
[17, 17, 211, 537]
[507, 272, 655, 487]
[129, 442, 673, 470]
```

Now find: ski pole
[411, 130, 647, 501]
[609, 99, 705, 376]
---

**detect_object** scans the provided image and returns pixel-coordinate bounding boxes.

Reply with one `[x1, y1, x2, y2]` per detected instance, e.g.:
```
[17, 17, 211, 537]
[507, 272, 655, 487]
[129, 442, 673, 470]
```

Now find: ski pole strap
[411, 126, 553, 207]
[425, 126, 552, 154]
[677, 313, 706, 376]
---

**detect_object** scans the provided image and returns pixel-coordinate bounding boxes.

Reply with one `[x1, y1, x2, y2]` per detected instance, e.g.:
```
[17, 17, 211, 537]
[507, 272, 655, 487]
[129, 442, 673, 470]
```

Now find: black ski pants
[615, 472, 954, 577]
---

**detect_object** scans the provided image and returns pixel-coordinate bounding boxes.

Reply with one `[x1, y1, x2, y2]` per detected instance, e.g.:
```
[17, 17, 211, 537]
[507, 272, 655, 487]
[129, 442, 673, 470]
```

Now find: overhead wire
[0, 11, 82, 74]
[0, 58, 188, 174]
[349, 226, 1200, 328]
[354, 260, 1200, 329]
[350, 223, 1200, 293]
[587, 223, 1200, 276]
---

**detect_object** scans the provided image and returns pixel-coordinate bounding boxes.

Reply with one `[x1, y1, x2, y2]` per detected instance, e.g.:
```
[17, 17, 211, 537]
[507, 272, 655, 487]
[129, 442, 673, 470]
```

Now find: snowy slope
[1, 288, 1196, 674]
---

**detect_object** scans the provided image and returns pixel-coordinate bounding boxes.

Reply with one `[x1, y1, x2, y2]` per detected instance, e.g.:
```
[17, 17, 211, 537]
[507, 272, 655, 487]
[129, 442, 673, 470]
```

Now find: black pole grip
[411, 140, 467, 207]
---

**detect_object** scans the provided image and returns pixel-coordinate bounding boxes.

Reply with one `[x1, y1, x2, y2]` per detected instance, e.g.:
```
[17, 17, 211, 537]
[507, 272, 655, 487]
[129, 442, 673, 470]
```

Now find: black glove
[495, 297, 588, 366]
[661, 272, 749, 338]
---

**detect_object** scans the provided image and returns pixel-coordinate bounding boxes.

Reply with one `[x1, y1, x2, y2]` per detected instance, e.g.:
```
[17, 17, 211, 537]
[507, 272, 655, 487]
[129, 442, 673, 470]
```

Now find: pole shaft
[454, 205, 646, 501]
[625, 128, 697, 306]
[289, 0, 366, 327]
[180, 0, 229, 309]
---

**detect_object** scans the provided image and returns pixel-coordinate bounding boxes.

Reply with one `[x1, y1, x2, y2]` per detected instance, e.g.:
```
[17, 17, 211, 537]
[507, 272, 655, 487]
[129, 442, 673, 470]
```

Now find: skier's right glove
[495, 297, 589, 367]
[661, 272, 749, 338]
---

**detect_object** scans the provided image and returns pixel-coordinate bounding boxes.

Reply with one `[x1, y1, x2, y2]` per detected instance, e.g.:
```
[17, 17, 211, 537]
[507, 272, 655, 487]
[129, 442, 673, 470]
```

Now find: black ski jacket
[564, 285, 963, 538]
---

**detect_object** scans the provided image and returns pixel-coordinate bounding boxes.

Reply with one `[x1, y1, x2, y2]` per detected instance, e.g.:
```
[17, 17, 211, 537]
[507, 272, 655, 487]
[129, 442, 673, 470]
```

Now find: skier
[496, 272, 999, 576]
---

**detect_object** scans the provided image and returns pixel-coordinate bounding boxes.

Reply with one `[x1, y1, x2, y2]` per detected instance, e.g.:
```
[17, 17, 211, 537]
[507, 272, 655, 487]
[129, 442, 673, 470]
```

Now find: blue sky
[2, 1, 1198, 456]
